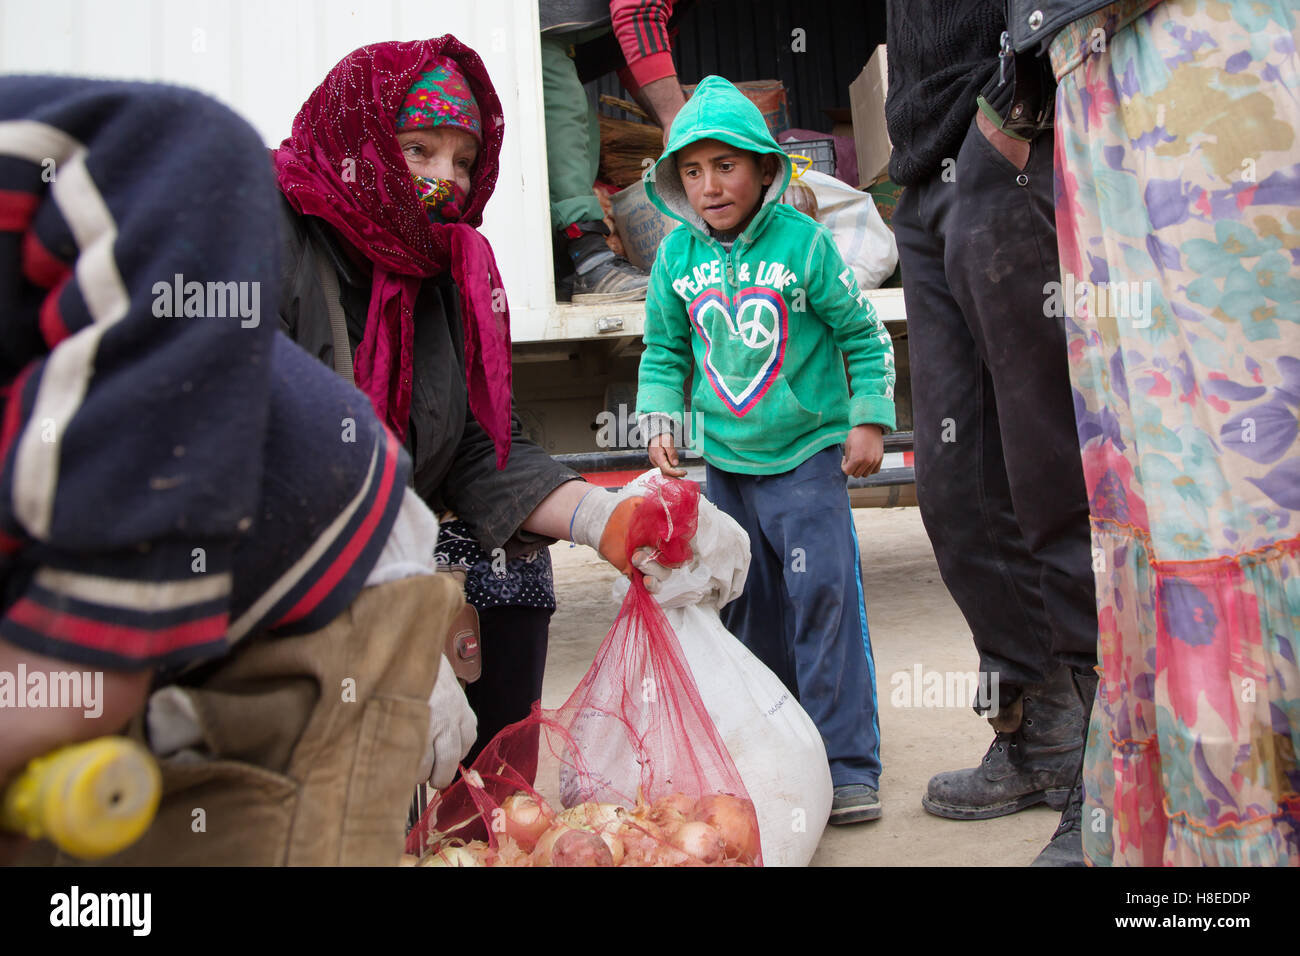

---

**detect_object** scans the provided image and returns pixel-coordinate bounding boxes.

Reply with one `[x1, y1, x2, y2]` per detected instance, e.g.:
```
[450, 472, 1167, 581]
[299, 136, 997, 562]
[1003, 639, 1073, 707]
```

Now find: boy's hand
[842, 424, 884, 478]
[648, 432, 687, 478]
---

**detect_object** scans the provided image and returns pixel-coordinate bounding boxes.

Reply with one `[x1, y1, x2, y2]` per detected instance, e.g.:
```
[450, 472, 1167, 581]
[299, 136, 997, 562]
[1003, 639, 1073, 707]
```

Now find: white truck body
[2, 0, 914, 501]
[0, 0, 907, 338]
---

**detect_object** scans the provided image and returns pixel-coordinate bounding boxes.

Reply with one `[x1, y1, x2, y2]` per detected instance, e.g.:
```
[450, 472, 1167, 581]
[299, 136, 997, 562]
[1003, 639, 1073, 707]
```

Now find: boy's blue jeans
[706, 444, 882, 789]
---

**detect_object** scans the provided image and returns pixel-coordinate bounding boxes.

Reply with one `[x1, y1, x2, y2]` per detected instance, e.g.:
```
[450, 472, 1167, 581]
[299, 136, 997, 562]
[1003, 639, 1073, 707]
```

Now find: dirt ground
[543, 504, 1064, 866]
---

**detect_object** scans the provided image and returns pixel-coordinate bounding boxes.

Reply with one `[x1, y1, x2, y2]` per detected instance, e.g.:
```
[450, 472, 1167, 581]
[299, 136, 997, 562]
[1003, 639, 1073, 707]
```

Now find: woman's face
[397, 127, 478, 196]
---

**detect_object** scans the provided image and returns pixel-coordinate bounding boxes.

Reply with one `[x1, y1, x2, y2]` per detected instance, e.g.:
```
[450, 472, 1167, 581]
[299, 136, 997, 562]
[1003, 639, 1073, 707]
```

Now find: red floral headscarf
[274, 36, 513, 468]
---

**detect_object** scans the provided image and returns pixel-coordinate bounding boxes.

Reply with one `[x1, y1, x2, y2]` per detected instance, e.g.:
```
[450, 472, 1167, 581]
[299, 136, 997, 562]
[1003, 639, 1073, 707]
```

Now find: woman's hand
[976, 109, 1030, 171]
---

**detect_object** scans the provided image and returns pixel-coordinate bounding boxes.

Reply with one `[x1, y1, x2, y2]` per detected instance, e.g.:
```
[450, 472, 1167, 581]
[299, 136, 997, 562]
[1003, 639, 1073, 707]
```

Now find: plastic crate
[778, 137, 836, 177]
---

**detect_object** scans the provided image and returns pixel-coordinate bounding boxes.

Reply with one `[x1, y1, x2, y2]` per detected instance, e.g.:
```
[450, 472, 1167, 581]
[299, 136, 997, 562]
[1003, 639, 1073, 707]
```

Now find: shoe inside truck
[515, 0, 915, 507]
[0, 0, 910, 506]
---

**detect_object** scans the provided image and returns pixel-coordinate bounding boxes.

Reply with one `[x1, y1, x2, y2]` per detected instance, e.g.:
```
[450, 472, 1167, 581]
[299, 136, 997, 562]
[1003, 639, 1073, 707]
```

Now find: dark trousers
[892, 114, 1098, 691]
[463, 605, 553, 767]
[708, 445, 882, 789]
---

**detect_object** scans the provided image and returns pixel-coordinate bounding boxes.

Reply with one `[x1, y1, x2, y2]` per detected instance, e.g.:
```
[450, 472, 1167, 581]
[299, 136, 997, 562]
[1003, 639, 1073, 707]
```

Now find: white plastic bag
[667, 604, 832, 866]
[784, 168, 898, 290]
[614, 471, 833, 866]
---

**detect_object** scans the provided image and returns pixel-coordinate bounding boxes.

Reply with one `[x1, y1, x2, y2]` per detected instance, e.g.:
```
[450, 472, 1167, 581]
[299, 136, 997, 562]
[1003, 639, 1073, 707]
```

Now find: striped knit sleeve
[611, 0, 678, 88]
[0, 77, 279, 671]
[222, 334, 414, 645]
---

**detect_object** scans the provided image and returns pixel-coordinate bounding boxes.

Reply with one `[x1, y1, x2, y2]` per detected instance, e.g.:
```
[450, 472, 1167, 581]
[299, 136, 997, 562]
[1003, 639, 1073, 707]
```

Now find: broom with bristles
[598, 96, 665, 190]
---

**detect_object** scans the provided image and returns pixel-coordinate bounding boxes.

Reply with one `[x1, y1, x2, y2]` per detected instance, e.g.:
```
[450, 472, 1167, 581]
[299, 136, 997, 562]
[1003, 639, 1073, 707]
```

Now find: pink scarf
[274, 36, 513, 468]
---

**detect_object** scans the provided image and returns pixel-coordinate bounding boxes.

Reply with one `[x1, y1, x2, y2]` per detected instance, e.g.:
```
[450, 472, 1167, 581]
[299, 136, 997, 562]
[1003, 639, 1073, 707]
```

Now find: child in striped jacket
[0, 75, 466, 865]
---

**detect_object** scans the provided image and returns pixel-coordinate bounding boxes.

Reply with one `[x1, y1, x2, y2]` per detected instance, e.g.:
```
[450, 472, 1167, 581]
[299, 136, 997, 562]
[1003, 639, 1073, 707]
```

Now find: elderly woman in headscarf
[273, 37, 748, 795]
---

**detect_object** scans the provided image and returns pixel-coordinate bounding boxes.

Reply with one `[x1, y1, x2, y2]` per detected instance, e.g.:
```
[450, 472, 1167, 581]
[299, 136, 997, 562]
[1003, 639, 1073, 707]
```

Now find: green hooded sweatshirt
[635, 75, 897, 475]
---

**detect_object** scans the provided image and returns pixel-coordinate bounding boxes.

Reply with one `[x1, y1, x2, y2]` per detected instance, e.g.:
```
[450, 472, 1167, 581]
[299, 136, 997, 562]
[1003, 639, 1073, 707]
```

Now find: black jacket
[276, 200, 578, 554]
[1007, 0, 1121, 52]
[886, 0, 1118, 183]
[885, 0, 1005, 186]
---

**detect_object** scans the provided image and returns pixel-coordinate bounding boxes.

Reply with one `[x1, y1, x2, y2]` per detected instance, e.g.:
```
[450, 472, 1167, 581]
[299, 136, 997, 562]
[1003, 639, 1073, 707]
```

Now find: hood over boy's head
[646, 75, 792, 238]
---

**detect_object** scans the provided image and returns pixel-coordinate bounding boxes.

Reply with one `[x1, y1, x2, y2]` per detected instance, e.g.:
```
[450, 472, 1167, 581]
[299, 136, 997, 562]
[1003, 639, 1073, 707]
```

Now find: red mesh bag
[407, 477, 762, 866]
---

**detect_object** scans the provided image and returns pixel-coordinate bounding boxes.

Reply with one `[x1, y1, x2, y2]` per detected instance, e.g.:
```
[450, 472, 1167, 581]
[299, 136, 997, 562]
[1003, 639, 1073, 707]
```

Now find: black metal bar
[555, 431, 914, 476]
[848, 466, 914, 490]
[555, 462, 914, 491]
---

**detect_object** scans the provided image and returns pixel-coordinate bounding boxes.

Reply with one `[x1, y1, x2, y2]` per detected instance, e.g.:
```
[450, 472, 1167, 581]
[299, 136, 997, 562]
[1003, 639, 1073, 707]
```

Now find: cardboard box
[849, 45, 892, 188]
[822, 107, 854, 142]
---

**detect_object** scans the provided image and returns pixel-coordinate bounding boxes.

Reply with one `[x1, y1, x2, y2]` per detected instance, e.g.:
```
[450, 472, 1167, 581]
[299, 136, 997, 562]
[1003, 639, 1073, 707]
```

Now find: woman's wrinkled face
[397, 127, 478, 197]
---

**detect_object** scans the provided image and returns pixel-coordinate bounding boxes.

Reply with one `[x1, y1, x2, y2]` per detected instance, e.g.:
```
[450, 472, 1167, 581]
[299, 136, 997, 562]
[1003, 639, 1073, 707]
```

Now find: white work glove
[632, 492, 750, 610]
[416, 655, 477, 788]
[600, 471, 751, 611]
[568, 484, 647, 572]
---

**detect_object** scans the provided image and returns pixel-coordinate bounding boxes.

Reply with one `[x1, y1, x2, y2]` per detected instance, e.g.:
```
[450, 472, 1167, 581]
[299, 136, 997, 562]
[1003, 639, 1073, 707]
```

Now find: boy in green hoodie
[636, 76, 896, 823]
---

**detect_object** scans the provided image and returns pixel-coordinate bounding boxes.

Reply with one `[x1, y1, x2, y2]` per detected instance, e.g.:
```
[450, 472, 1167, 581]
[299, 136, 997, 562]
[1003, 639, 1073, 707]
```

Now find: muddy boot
[563, 220, 649, 303]
[1031, 670, 1100, 867]
[922, 665, 1084, 820]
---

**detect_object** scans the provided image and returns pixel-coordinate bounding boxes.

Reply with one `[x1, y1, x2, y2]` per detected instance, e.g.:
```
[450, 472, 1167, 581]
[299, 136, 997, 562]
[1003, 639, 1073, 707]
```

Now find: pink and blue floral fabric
[1051, 0, 1300, 865]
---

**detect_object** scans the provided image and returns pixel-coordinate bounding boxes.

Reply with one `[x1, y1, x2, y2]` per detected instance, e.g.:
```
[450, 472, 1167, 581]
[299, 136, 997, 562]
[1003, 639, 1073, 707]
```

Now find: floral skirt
[1051, 0, 1300, 865]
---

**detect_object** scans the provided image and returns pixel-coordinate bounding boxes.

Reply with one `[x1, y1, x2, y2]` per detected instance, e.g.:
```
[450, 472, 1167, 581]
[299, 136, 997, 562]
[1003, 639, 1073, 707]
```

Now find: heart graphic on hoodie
[687, 286, 789, 417]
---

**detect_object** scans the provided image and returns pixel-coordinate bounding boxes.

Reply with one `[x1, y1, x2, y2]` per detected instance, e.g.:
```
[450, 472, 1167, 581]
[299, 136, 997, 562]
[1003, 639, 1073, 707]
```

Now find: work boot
[563, 220, 649, 304]
[921, 665, 1084, 820]
[1031, 669, 1100, 867]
